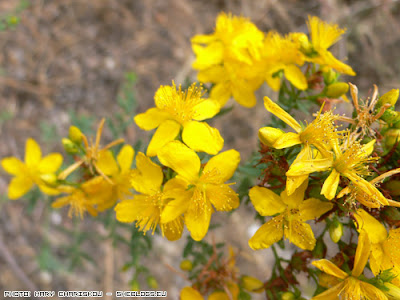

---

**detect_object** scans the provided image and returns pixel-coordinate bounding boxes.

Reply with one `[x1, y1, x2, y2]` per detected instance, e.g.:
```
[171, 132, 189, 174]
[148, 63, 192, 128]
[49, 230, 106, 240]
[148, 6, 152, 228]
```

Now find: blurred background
[0, 0, 399, 298]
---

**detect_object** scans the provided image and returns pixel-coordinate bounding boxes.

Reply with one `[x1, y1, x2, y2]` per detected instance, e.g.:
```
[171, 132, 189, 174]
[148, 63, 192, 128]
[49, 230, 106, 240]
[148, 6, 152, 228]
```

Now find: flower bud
[326, 82, 349, 98]
[130, 279, 140, 291]
[329, 220, 343, 243]
[384, 129, 400, 148]
[62, 138, 79, 154]
[241, 275, 264, 293]
[381, 109, 399, 124]
[281, 292, 295, 300]
[146, 276, 158, 289]
[259, 127, 285, 147]
[179, 260, 193, 271]
[384, 282, 400, 300]
[323, 69, 338, 85]
[379, 89, 399, 107]
[69, 126, 83, 144]
[40, 173, 58, 187]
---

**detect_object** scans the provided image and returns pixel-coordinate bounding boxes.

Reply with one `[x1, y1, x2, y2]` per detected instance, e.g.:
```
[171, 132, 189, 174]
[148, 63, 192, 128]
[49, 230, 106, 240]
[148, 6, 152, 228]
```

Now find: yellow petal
[273, 132, 302, 149]
[38, 153, 63, 174]
[134, 107, 170, 130]
[280, 178, 308, 208]
[284, 65, 308, 90]
[38, 184, 61, 196]
[231, 81, 257, 108]
[362, 139, 376, 157]
[184, 195, 213, 241]
[286, 175, 309, 196]
[210, 82, 232, 107]
[191, 33, 217, 44]
[131, 152, 163, 195]
[206, 184, 239, 211]
[360, 281, 388, 300]
[348, 173, 389, 206]
[321, 169, 341, 200]
[8, 176, 34, 199]
[96, 150, 119, 176]
[353, 209, 387, 244]
[299, 198, 333, 221]
[312, 259, 348, 280]
[192, 42, 224, 70]
[192, 99, 220, 121]
[146, 119, 181, 157]
[311, 282, 345, 300]
[284, 220, 316, 250]
[114, 195, 156, 223]
[117, 144, 134, 172]
[352, 230, 371, 277]
[263, 97, 301, 133]
[182, 121, 223, 155]
[163, 177, 188, 191]
[25, 138, 41, 167]
[249, 186, 285, 216]
[249, 216, 284, 250]
[180, 287, 203, 300]
[197, 65, 225, 83]
[203, 149, 240, 183]
[1, 157, 26, 176]
[258, 127, 285, 147]
[160, 188, 191, 223]
[265, 73, 281, 91]
[157, 141, 200, 183]
[286, 158, 332, 176]
[162, 216, 184, 241]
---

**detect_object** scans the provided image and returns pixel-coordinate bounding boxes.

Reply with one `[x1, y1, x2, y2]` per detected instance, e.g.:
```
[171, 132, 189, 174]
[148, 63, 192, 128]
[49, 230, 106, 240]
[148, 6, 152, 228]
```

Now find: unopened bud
[62, 138, 79, 154]
[384, 129, 400, 148]
[69, 126, 83, 144]
[259, 127, 285, 147]
[146, 276, 158, 289]
[40, 173, 58, 186]
[281, 291, 295, 300]
[384, 282, 400, 300]
[179, 260, 193, 271]
[379, 89, 399, 107]
[381, 109, 399, 124]
[323, 69, 338, 85]
[130, 279, 140, 291]
[241, 275, 264, 293]
[326, 82, 349, 98]
[329, 220, 343, 243]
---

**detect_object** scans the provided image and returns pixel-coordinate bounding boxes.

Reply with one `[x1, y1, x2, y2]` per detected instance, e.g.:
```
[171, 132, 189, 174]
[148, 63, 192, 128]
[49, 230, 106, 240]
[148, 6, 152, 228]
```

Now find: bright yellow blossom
[312, 230, 388, 300]
[115, 152, 188, 241]
[354, 209, 400, 285]
[249, 179, 333, 251]
[2, 138, 63, 199]
[158, 141, 240, 241]
[180, 284, 239, 300]
[134, 82, 223, 156]
[261, 96, 340, 194]
[263, 32, 307, 91]
[304, 16, 356, 76]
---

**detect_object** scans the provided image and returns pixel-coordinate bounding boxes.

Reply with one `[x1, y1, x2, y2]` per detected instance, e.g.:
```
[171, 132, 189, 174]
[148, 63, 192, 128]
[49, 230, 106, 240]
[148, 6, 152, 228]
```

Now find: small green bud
[241, 275, 264, 293]
[329, 220, 343, 243]
[62, 138, 79, 154]
[281, 291, 295, 300]
[146, 276, 158, 289]
[384, 129, 400, 148]
[179, 260, 193, 271]
[381, 109, 399, 124]
[7, 16, 19, 25]
[130, 279, 140, 291]
[326, 82, 349, 98]
[323, 69, 338, 85]
[379, 89, 399, 107]
[68, 125, 83, 144]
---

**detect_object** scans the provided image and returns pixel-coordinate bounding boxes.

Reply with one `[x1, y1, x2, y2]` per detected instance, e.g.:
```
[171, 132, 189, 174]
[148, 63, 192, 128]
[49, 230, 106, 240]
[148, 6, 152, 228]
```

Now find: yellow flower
[52, 178, 102, 218]
[312, 230, 388, 300]
[2, 138, 63, 199]
[115, 152, 188, 241]
[249, 179, 333, 251]
[180, 285, 239, 300]
[95, 144, 135, 204]
[305, 16, 355, 76]
[354, 209, 400, 285]
[263, 32, 307, 91]
[261, 96, 340, 194]
[191, 12, 264, 68]
[158, 141, 240, 241]
[134, 82, 223, 156]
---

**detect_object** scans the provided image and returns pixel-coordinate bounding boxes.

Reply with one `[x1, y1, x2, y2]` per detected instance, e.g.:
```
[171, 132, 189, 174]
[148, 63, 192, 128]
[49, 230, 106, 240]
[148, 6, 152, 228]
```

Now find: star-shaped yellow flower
[115, 152, 188, 241]
[158, 141, 240, 241]
[134, 82, 223, 156]
[312, 230, 387, 300]
[249, 179, 333, 251]
[2, 138, 63, 199]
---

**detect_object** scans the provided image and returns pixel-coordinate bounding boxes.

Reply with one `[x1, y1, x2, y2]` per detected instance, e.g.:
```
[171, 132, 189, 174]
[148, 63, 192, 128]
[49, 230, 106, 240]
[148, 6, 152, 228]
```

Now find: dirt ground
[0, 0, 400, 299]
